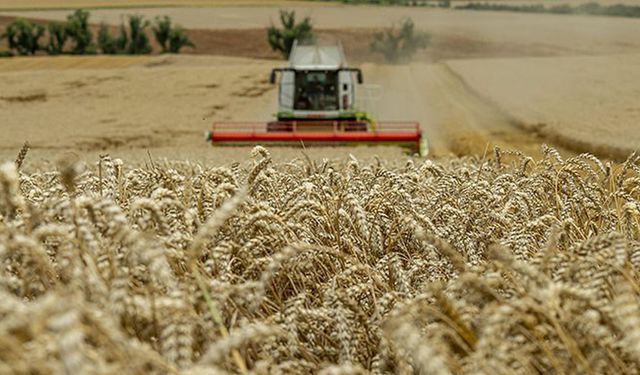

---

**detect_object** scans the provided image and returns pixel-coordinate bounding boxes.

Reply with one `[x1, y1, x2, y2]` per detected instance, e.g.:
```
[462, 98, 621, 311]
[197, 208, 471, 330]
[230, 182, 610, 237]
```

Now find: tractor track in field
[363, 62, 552, 158]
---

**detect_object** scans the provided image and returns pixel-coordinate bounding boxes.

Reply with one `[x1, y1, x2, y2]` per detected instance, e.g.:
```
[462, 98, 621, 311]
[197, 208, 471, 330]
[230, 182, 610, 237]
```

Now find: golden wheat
[0, 146, 639, 374]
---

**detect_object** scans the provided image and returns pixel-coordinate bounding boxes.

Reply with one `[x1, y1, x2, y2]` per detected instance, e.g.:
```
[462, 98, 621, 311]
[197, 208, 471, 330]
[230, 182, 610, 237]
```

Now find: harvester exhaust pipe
[340, 68, 363, 84]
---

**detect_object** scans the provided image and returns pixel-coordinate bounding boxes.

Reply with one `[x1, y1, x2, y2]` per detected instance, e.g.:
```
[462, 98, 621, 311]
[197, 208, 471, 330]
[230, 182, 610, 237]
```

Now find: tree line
[1, 8, 429, 63]
[268, 10, 430, 63]
[457, 2, 640, 18]
[0, 9, 194, 57]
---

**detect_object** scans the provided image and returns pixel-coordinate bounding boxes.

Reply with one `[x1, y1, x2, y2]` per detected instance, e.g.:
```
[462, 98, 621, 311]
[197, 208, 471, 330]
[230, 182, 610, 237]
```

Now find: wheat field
[1, 145, 640, 374]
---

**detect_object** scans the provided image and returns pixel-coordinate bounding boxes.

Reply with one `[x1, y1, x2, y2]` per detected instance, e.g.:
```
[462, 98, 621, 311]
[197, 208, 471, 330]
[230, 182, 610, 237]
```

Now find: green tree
[152, 16, 194, 53]
[47, 20, 68, 55]
[115, 23, 129, 52]
[267, 10, 314, 59]
[97, 23, 118, 54]
[168, 26, 194, 53]
[152, 15, 171, 52]
[2, 19, 44, 55]
[65, 9, 95, 54]
[370, 18, 429, 63]
[125, 15, 152, 54]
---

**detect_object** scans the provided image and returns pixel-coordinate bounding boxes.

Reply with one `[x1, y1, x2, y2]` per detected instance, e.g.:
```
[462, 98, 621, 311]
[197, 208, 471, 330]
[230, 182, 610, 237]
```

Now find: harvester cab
[268, 41, 367, 131]
[207, 41, 427, 156]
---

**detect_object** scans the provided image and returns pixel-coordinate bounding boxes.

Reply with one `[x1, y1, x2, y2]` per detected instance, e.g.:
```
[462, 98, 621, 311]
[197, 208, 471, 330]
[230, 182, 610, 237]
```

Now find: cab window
[294, 70, 339, 111]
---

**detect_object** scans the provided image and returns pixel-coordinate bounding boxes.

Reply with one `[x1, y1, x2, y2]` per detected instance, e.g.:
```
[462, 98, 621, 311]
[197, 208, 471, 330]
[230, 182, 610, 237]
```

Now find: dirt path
[363, 62, 546, 157]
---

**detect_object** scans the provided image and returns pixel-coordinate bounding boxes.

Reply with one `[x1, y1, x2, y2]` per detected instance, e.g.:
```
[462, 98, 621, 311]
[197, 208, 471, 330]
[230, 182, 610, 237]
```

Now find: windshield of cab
[294, 70, 339, 111]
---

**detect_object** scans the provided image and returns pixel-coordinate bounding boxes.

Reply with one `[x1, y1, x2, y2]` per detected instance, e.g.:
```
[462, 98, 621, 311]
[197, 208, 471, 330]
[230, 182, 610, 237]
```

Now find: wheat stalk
[1, 147, 640, 374]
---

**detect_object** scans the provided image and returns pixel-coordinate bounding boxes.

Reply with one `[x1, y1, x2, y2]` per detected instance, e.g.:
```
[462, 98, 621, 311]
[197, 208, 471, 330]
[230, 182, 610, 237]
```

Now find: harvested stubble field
[0, 55, 278, 160]
[0, 54, 550, 161]
[2, 145, 640, 374]
[447, 54, 640, 160]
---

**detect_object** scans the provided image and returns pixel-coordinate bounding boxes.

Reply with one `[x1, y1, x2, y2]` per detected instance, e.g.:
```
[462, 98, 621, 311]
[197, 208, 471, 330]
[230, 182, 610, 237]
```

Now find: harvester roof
[288, 43, 347, 70]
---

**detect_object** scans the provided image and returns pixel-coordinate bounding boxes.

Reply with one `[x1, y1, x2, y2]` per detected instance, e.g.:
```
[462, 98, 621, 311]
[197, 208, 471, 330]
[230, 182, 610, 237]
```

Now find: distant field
[0, 55, 151, 71]
[456, 0, 640, 5]
[0, 0, 310, 11]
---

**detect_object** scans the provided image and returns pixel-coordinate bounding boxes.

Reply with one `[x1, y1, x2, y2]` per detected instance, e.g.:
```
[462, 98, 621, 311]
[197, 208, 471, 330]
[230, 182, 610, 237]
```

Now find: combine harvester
[207, 42, 427, 156]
